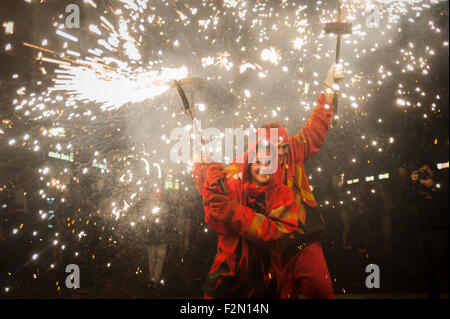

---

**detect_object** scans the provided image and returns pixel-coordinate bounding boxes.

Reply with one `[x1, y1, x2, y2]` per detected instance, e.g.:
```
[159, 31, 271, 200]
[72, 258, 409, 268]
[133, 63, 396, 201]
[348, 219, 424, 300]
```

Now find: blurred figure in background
[391, 163, 417, 260]
[1, 180, 32, 289]
[376, 182, 393, 252]
[352, 189, 370, 253]
[12, 178, 28, 215]
[410, 159, 449, 299]
[176, 191, 192, 258]
[144, 192, 169, 289]
[339, 202, 353, 250]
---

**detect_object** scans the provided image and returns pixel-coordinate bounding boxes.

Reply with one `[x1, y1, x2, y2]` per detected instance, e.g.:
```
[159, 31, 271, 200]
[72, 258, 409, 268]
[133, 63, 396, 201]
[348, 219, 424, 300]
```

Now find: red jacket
[201, 145, 298, 298]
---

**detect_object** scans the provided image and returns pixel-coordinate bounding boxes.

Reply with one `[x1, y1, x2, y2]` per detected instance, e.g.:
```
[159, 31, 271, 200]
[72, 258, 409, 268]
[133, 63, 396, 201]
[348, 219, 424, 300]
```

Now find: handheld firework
[173, 78, 228, 194]
[325, 0, 352, 125]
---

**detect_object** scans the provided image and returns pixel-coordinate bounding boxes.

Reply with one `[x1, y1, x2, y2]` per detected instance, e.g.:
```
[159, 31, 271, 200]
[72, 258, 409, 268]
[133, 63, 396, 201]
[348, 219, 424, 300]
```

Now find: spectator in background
[361, 183, 389, 250]
[12, 179, 28, 215]
[390, 163, 417, 259]
[176, 191, 192, 258]
[376, 182, 393, 251]
[339, 202, 352, 250]
[143, 192, 170, 289]
[1, 180, 32, 286]
[352, 190, 370, 253]
[410, 159, 449, 299]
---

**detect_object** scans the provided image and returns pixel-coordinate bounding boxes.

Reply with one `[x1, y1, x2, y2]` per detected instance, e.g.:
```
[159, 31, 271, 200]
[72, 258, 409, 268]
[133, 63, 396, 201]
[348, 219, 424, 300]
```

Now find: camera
[417, 170, 430, 180]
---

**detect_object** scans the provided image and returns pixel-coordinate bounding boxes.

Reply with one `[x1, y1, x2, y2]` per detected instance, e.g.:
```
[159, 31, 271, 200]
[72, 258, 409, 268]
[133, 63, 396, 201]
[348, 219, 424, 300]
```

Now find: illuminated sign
[48, 151, 74, 162]
[48, 127, 66, 138]
[437, 162, 449, 170]
[165, 175, 174, 190]
[93, 162, 107, 170]
[346, 173, 390, 185]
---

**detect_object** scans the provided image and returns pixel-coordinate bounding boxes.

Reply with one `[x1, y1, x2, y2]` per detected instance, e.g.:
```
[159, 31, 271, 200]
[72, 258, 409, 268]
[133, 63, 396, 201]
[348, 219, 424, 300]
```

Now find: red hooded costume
[193, 93, 335, 299]
[201, 142, 299, 298]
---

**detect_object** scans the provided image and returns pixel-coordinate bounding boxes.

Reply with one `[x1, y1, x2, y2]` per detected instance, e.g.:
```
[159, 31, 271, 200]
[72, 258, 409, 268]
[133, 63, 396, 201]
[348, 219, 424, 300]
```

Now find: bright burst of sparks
[293, 37, 305, 50]
[51, 64, 188, 110]
[217, 51, 234, 70]
[261, 48, 281, 65]
[2, 21, 14, 35]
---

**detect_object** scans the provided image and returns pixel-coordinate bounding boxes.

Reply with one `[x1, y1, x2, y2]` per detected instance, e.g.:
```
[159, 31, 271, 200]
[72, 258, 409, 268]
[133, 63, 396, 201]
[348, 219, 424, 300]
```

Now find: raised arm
[293, 93, 334, 163]
[292, 63, 345, 163]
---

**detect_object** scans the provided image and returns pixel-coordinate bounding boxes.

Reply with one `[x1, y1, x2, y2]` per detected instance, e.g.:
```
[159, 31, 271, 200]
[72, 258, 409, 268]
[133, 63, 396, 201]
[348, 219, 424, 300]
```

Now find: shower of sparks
[51, 64, 188, 110]
[261, 47, 281, 65]
[0, 0, 448, 294]
[2, 21, 14, 35]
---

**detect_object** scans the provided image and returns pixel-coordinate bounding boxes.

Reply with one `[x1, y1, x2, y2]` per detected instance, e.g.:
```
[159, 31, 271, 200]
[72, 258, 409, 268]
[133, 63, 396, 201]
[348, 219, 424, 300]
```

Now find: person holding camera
[410, 160, 448, 299]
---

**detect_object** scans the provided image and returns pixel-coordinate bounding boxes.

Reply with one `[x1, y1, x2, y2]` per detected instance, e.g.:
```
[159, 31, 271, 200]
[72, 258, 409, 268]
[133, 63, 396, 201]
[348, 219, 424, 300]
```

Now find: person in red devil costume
[194, 63, 345, 298]
[201, 141, 299, 298]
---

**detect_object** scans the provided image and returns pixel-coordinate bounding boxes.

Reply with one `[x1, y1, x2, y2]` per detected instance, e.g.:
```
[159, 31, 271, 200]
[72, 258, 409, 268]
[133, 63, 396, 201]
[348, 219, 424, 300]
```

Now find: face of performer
[250, 147, 272, 187]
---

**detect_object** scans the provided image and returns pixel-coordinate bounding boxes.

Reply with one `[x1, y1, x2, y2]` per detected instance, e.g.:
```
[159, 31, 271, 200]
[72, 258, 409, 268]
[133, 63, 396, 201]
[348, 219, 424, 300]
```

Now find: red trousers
[279, 241, 335, 299]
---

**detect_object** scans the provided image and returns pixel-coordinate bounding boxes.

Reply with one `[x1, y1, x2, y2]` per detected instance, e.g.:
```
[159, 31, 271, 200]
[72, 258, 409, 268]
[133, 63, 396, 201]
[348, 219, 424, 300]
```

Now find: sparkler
[50, 64, 188, 110]
[173, 78, 229, 193]
[325, 0, 352, 125]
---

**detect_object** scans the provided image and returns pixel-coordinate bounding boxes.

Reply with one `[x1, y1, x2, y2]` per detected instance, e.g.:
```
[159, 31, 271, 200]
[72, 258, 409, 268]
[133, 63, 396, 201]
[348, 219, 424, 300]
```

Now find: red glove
[206, 163, 226, 185]
[203, 163, 229, 195]
[206, 193, 239, 223]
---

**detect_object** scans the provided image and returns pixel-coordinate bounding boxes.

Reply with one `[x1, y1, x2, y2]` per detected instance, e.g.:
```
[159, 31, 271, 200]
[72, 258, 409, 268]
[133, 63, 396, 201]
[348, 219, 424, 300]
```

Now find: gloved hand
[324, 62, 345, 91]
[202, 163, 230, 198]
[206, 193, 239, 223]
[205, 163, 227, 188]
